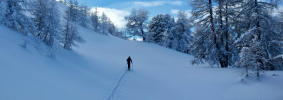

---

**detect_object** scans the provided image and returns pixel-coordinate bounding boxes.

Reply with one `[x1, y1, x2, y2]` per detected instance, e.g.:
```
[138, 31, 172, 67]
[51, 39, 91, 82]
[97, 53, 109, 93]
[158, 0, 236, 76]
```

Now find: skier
[127, 56, 133, 71]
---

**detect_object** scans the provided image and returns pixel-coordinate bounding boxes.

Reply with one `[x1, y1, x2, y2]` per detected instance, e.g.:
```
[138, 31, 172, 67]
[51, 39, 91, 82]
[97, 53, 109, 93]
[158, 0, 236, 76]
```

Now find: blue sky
[75, 0, 283, 29]
[76, 0, 191, 28]
[77, 0, 191, 15]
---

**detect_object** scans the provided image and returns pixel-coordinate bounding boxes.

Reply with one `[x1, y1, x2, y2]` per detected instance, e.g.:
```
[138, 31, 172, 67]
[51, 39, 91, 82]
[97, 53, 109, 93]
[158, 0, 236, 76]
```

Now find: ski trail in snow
[107, 70, 128, 100]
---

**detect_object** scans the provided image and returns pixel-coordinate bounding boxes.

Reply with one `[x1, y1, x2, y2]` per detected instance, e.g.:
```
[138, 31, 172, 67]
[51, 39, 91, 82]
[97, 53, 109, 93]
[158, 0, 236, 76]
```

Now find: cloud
[91, 7, 130, 29]
[133, 1, 183, 7]
[171, 9, 180, 14]
[170, 9, 192, 17]
[273, 6, 283, 16]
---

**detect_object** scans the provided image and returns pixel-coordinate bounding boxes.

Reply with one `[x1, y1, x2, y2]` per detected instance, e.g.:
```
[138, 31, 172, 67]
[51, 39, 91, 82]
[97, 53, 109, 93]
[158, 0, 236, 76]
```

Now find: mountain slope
[0, 25, 282, 100]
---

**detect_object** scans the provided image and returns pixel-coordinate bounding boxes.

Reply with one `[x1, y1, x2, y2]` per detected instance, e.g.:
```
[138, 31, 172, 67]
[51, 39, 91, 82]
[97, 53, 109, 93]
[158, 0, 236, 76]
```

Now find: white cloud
[170, 9, 192, 17]
[171, 9, 180, 15]
[171, 1, 183, 5]
[90, 7, 130, 29]
[273, 6, 283, 16]
[133, 1, 183, 7]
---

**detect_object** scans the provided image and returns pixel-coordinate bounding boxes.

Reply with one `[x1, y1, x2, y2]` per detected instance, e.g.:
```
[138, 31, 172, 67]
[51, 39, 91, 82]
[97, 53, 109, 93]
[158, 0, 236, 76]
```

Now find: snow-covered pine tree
[190, 0, 222, 66]
[111, 30, 125, 39]
[107, 22, 117, 36]
[90, 8, 99, 32]
[266, 14, 283, 70]
[125, 9, 148, 40]
[214, 0, 230, 67]
[68, 0, 79, 22]
[148, 14, 174, 46]
[220, 0, 245, 67]
[4, 0, 22, 28]
[0, 1, 7, 24]
[190, 0, 249, 68]
[235, 28, 268, 77]
[78, 5, 89, 27]
[99, 13, 111, 35]
[237, 40, 266, 77]
[236, 0, 280, 71]
[32, 0, 61, 47]
[61, 0, 82, 50]
[213, 0, 251, 67]
[159, 16, 175, 48]
[3, 0, 31, 34]
[171, 11, 193, 53]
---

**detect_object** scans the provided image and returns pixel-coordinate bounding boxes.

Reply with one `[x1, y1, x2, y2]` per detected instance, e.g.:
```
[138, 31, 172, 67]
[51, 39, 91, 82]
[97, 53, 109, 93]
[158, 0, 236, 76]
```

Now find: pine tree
[107, 22, 117, 36]
[235, 0, 280, 76]
[33, 0, 61, 47]
[267, 15, 283, 70]
[237, 40, 266, 77]
[190, 0, 254, 68]
[125, 9, 148, 40]
[4, 0, 30, 34]
[215, 0, 228, 67]
[190, 0, 221, 66]
[0, 1, 6, 24]
[99, 13, 111, 35]
[78, 5, 89, 27]
[148, 14, 174, 46]
[61, 0, 82, 50]
[90, 8, 99, 32]
[221, 0, 244, 67]
[171, 11, 193, 53]
[68, 0, 79, 22]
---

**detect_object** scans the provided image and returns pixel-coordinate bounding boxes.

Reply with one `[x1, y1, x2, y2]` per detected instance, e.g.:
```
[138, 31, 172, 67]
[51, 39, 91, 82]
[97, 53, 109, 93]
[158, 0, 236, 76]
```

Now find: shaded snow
[0, 25, 283, 100]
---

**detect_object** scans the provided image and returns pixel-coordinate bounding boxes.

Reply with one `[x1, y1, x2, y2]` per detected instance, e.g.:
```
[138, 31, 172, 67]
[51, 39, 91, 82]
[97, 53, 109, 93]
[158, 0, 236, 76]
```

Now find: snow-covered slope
[0, 25, 283, 100]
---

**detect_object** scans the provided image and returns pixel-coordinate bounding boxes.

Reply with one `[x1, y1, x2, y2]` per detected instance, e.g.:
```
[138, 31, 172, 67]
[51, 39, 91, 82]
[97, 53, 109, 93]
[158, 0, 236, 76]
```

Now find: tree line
[1, 0, 282, 77]
[190, 0, 283, 77]
[0, 0, 120, 51]
[125, 9, 193, 53]
[124, 0, 283, 77]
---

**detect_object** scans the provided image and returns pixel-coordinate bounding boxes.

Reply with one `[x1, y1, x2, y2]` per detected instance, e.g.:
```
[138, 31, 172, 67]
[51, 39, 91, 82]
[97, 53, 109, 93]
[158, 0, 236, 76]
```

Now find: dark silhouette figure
[127, 56, 133, 71]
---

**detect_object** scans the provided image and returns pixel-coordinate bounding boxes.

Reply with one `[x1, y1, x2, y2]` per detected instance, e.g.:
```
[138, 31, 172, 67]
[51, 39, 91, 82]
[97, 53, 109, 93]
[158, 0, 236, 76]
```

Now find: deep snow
[0, 25, 283, 100]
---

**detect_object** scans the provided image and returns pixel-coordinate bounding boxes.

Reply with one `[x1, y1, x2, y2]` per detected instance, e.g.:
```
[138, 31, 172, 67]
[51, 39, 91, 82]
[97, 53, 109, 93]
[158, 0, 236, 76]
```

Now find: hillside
[0, 25, 282, 100]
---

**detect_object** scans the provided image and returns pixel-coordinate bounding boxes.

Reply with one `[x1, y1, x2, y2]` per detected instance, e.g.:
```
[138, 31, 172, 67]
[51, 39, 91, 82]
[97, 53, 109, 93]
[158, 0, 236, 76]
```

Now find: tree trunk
[222, 1, 230, 68]
[140, 26, 145, 41]
[218, 0, 228, 68]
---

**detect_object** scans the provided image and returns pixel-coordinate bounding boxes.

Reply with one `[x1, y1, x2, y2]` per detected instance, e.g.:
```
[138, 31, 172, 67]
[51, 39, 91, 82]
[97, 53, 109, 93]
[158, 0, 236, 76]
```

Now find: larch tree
[235, 0, 280, 77]
[190, 0, 222, 66]
[4, 0, 31, 35]
[90, 8, 100, 32]
[78, 5, 90, 28]
[0, 0, 7, 24]
[171, 11, 193, 53]
[99, 13, 114, 35]
[32, 0, 61, 47]
[148, 14, 175, 46]
[125, 8, 148, 40]
[61, 0, 82, 50]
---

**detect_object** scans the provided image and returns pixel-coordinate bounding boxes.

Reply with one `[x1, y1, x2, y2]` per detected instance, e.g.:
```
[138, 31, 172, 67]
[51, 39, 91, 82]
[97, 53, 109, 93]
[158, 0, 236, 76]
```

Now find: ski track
[107, 70, 128, 100]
